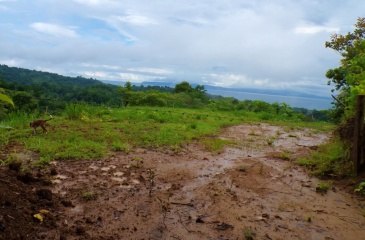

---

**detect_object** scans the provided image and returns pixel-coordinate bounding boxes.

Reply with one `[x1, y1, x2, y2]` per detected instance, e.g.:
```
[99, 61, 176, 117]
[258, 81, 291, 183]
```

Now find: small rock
[216, 223, 234, 231]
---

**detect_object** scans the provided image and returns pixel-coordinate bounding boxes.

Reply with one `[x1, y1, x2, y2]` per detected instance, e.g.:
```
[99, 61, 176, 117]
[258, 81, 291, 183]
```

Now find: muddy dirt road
[2, 123, 365, 239]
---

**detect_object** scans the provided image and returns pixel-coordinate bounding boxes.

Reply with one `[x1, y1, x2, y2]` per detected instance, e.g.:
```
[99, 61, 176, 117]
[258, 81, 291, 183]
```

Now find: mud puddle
[49, 123, 365, 240]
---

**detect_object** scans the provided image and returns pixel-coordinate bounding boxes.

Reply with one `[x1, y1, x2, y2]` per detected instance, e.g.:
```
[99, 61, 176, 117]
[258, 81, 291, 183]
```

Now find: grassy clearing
[0, 106, 243, 164]
[0, 105, 334, 166]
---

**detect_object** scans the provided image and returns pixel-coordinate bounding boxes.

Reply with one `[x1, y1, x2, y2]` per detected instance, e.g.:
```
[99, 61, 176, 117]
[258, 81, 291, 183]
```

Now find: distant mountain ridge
[101, 80, 331, 100]
[0, 64, 104, 87]
[0, 65, 332, 109]
[0, 64, 329, 101]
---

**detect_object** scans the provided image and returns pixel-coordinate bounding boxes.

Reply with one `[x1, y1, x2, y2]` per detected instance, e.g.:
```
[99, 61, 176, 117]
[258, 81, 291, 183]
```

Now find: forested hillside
[0, 65, 332, 121]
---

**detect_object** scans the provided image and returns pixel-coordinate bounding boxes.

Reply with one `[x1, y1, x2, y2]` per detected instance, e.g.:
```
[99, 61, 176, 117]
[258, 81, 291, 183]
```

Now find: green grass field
[0, 105, 335, 167]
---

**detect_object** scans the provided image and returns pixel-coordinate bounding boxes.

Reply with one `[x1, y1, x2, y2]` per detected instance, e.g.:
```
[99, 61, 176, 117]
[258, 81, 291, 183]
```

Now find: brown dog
[30, 115, 53, 134]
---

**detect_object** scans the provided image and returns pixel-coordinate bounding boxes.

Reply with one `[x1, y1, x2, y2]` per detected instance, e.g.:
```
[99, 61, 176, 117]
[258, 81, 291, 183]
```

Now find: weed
[248, 130, 260, 136]
[354, 182, 365, 195]
[288, 133, 299, 139]
[5, 154, 22, 171]
[243, 228, 256, 240]
[64, 103, 85, 120]
[266, 137, 276, 146]
[81, 190, 97, 201]
[316, 181, 332, 195]
[203, 138, 234, 154]
[305, 214, 312, 222]
[276, 130, 283, 136]
[281, 151, 292, 161]
[189, 122, 198, 129]
[112, 140, 123, 151]
[112, 141, 131, 152]
[131, 157, 143, 168]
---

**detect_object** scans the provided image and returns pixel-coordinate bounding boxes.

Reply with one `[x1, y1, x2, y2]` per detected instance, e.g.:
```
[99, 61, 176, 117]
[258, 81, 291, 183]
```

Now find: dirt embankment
[1, 123, 365, 240]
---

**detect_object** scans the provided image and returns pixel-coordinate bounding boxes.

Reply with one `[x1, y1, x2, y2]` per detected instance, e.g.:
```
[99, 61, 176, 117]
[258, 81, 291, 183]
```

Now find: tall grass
[297, 138, 353, 177]
[1, 110, 33, 128]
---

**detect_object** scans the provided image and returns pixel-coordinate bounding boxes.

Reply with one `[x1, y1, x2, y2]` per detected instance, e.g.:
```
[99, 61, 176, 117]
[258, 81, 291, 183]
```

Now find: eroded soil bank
[1, 123, 365, 240]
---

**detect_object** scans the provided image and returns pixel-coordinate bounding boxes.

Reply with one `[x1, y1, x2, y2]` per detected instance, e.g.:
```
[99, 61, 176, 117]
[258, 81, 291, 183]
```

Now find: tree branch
[331, 94, 346, 107]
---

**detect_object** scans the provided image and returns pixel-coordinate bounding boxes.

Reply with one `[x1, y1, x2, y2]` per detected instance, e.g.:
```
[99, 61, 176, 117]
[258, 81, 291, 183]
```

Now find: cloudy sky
[0, 0, 363, 97]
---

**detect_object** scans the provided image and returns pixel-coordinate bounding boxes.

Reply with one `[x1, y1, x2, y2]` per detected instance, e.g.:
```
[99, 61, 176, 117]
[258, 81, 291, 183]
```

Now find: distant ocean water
[207, 89, 333, 110]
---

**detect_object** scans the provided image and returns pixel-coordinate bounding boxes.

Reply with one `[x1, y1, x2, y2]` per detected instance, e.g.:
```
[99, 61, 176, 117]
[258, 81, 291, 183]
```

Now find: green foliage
[354, 182, 365, 195]
[325, 17, 365, 118]
[203, 138, 236, 154]
[243, 228, 256, 240]
[0, 64, 334, 123]
[0, 110, 35, 133]
[112, 141, 131, 153]
[81, 190, 97, 201]
[11, 91, 37, 112]
[0, 92, 14, 107]
[64, 103, 85, 120]
[174, 81, 194, 93]
[316, 181, 332, 195]
[297, 138, 352, 177]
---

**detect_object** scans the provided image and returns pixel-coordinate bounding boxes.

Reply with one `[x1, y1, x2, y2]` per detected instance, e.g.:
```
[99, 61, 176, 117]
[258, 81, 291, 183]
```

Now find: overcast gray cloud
[0, 0, 363, 97]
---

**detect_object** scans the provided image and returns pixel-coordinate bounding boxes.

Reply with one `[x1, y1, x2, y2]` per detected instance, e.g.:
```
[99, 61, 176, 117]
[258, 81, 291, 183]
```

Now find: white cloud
[73, 0, 115, 6]
[30, 22, 78, 38]
[1, 0, 364, 105]
[208, 73, 268, 88]
[81, 63, 121, 70]
[0, 58, 22, 67]
[114, 13, 157, 26]
[294, 25, 339, 35]
[81, 70, 165, 82]
[127, 68, 172, 75]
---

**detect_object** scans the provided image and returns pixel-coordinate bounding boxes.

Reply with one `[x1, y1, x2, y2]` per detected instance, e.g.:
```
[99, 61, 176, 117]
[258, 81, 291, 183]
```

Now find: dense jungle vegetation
[0, 64, 331, 122]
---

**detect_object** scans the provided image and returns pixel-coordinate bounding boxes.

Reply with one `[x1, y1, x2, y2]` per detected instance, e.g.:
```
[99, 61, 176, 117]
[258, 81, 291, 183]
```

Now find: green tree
[117, 81, 133, 106]
[11, 91, 37, 112]
[279, 102, 294, 117]
[195, 84, 206, 93]
[124, 81, 132, 91]
[174, 81, 194, 93]
[325, 17, 365, 117]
